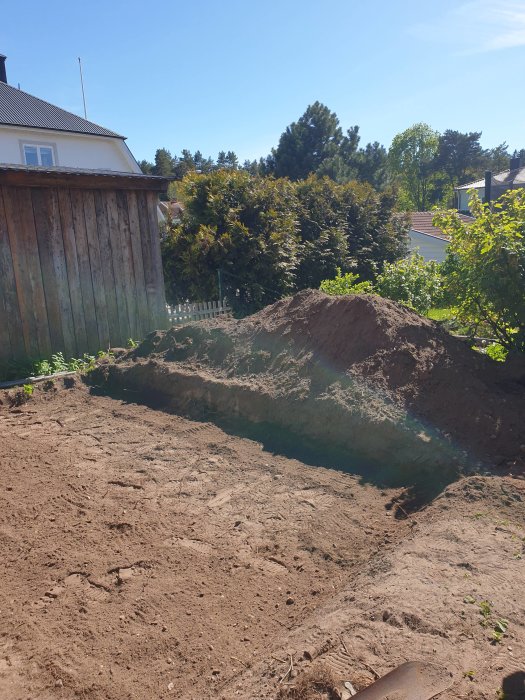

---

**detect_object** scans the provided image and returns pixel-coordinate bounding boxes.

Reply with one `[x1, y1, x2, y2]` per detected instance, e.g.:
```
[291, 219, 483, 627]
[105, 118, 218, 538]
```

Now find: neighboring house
[456, 157, 524, 214]
[0, 54, 140, 173]
[408, 212, 474, 263]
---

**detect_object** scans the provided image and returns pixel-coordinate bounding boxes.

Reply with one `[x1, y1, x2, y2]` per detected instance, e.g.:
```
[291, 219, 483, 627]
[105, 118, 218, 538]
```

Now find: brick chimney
[510, 156, 521, 171]
[0, 54, 6, 83]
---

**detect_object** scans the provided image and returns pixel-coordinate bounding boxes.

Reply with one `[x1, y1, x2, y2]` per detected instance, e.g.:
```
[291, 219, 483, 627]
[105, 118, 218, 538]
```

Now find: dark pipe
[484, 171, 492, 205]
[0, 54, 6, 84]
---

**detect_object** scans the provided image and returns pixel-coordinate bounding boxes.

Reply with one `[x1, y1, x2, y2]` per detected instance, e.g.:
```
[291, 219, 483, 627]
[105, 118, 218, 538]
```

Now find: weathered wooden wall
[0, 170, 168, 368]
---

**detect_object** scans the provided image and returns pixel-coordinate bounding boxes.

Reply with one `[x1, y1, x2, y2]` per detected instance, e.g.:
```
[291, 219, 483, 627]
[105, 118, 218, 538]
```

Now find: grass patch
[426, 307, 457, 322]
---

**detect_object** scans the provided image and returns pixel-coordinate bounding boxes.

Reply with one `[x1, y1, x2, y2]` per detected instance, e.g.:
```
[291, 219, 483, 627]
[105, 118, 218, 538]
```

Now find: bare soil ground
[1, 381, 524, 700]
[2, 292, 525, 699]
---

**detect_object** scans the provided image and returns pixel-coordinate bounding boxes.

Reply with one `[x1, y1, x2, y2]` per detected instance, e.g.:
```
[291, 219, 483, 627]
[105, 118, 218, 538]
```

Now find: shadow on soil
[501, 671, 525, 700]
[88, 380, 459, 517]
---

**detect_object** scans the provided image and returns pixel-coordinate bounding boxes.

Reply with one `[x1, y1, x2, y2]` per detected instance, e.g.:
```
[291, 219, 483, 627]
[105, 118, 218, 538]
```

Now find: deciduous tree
[434, 189, 525, 351]
[388, 123, 440, 210]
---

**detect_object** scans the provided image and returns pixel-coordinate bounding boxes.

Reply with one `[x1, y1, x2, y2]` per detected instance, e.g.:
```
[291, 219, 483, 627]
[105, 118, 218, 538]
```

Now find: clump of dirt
[94, 290, 525, 482]
[277, 663, 340, 700]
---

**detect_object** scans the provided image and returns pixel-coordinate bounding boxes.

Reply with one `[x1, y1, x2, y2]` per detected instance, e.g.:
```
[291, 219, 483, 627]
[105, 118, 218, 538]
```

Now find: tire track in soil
[0, 382, 449, 700]
[4, 387, 525, 700]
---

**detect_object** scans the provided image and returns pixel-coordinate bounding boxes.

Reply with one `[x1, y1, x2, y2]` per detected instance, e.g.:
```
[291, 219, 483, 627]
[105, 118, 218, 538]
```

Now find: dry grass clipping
[277, 663, 340, 700]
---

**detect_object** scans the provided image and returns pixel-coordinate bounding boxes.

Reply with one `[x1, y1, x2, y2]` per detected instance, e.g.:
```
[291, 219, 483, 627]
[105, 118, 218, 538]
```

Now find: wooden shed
[0, 165, 169, 370]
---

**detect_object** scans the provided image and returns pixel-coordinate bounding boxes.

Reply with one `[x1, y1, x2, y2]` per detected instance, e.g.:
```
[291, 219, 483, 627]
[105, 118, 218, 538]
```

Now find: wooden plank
[93, 190, 121, 346]
[136, 190, 159, 328]
[104, 190, 132, 345]
[31, 188, 77, 358]
[57, 189, 88, 355]
[69, 189, 100, 353]
[83, 190, 110, 349]
[126, 191, 150, 338]
[115, 190, 139, 340]
[0, 188, 24, 364]
[3, 186, 51, 359]
[0, 192, 13, 364]
[0, 169, 168, 192]
[145, 191, 168, 329]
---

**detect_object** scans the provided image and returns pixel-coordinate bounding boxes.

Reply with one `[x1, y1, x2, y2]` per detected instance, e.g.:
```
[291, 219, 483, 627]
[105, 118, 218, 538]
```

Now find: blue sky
[2, 0, 524, 164]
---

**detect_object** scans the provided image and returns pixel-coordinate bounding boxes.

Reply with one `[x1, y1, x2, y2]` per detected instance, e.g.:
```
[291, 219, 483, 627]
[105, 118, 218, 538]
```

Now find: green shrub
[375, 252, 445, 314]
[32, 352, 96, 377]
[320, 268, 374, 296]
[485, 343, 508, 362]
[434, 190, 525, 352]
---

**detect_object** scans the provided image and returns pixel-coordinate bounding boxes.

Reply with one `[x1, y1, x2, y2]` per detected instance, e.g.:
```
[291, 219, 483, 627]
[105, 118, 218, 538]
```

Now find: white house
[456, 158, 524, 213]
[0, 54, 140, 174]
[408, 212, 474, 263]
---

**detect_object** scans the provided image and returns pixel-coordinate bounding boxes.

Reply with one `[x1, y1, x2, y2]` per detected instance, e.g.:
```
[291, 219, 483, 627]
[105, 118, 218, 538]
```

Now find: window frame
[19, 140, 58, 167]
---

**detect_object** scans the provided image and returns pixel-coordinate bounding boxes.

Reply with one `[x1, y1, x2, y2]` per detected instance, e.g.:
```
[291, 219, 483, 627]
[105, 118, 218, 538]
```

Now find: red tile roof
[410, 211, 474, 241]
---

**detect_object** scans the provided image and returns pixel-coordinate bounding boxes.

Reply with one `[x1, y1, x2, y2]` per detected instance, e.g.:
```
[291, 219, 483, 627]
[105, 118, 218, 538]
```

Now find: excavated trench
[91, 359, 462, 497]
[88, 290, 525, 507]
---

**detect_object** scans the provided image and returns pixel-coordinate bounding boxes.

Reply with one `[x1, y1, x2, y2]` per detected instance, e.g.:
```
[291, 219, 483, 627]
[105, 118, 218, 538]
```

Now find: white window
[22, 143, 56, 167]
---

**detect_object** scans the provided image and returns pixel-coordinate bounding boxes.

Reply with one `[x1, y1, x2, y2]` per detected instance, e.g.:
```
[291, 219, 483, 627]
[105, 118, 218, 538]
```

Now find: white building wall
[0, 126, 141, 173]
[458, 188, 483, 213]
[409, 230, 449, 263]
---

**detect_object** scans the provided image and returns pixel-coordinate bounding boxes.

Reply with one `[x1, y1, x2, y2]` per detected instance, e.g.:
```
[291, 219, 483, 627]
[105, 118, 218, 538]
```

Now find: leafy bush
[162, 171, 409, 314]
[32, 352, 97, 377]
[320, 269, 374, 295]
[162, 170, 299, 315]
[295, 176, 409, 288]
[434, 189, 525, 352]
[1, 350, 108, 383]
[375, 252, 445, 313]
[485, 343, 508, 362]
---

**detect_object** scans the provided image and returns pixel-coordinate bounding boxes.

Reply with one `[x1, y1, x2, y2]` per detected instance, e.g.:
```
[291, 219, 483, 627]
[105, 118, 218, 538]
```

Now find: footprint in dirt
[163, 536, 214, 556]
[35, 573, 111, 608]
[63, 573, 110, 602]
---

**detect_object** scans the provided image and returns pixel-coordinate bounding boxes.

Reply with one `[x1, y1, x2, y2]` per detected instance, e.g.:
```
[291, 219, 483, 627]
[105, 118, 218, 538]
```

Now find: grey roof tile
[0, 81, 124, 139]
[456, 166, 525, 190]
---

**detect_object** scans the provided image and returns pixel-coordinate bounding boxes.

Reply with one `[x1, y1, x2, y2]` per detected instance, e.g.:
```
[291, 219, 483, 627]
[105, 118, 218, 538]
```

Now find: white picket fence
[166, 300, 231, 326]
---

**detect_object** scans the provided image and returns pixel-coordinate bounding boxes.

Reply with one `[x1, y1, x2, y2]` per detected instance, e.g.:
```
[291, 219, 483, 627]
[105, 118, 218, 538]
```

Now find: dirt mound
[95, 290, 525, 483]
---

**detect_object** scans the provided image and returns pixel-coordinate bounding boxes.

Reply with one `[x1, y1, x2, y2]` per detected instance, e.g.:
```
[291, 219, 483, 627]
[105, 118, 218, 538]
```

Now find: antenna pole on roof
[78, 57, 87, 119]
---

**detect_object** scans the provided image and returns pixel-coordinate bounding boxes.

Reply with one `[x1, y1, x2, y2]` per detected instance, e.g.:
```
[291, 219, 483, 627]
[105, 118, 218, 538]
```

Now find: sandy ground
[1, 380, 524, 700]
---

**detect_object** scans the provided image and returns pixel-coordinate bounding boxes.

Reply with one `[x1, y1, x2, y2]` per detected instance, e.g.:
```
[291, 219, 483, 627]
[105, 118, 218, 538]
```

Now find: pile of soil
[97, 290, 525, 483]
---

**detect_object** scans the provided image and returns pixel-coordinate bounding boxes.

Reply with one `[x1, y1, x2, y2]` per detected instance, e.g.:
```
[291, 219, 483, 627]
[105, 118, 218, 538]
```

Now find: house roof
[410, 211, 474, 241]
[0, 80, 124, 139]
[456, 165, 525, 190]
